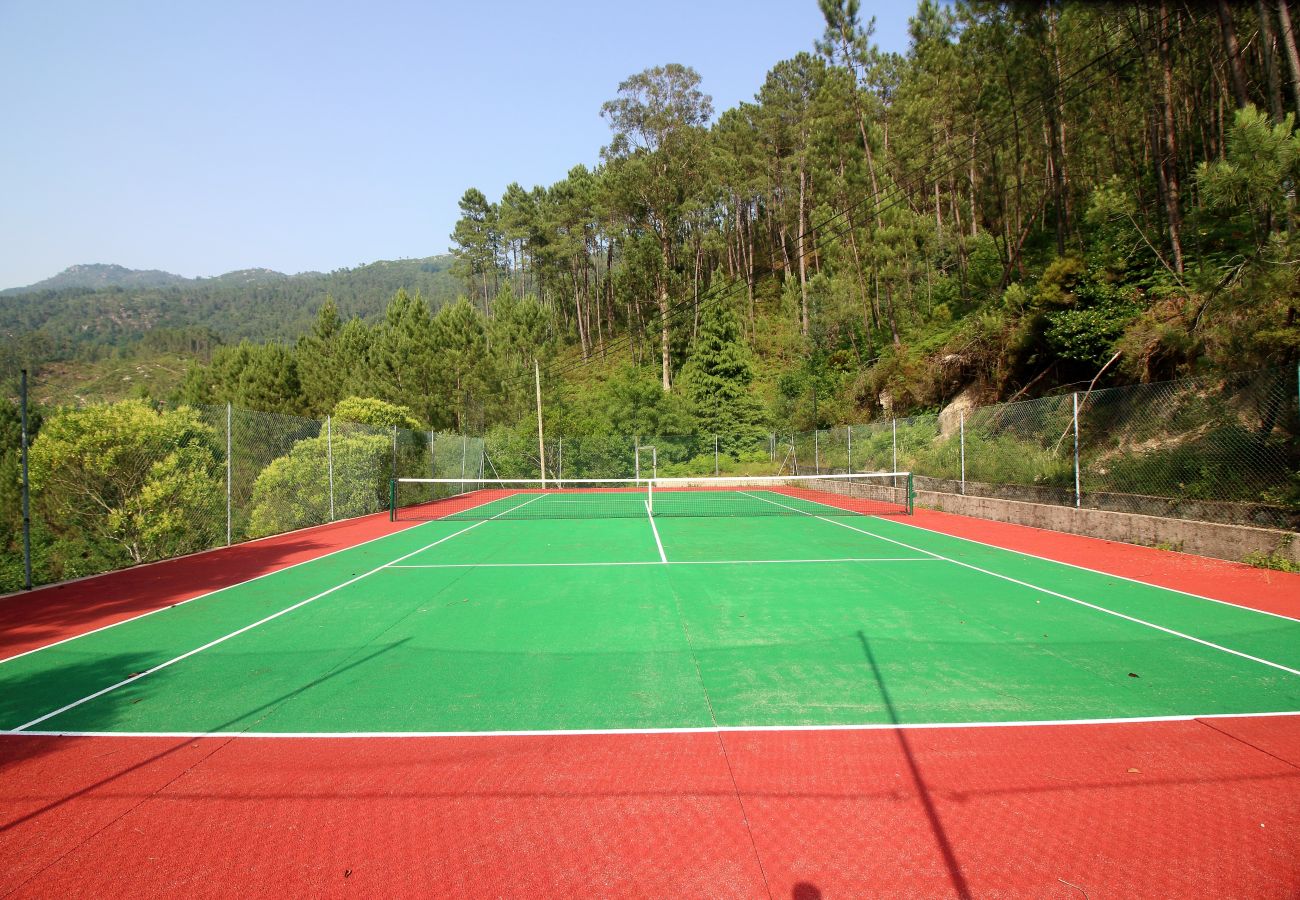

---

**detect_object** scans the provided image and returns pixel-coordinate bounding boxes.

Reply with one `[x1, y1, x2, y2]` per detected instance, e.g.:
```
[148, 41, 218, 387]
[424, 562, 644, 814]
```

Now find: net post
[907, 472, 915, 515]
[1072, 392, 1081, 509]
[389, 479, 396, 522]
[225, 401, 232, 548]
[647, 478, 654, 516]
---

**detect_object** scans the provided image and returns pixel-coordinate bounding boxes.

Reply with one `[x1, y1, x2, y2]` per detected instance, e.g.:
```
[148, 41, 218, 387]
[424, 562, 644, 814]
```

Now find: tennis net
[390, 473, 913, 521]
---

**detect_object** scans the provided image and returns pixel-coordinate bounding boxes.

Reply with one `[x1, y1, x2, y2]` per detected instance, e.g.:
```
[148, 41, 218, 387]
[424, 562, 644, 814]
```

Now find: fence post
[814, 429, 820, 474]
[960, 410, 966, 495]
[634, 436, 640, 482]
[1072, 392, 1081, 509]
[892, 418, 897, 488]
[20, 370, 32, 590]
[429, 430, 435, 479]
[460, 435, 467, 493]
[847, 426, 853, 474]
[225, 402, 232, 547]
[391, 425, 398, 484]
[714, 434, 719, 476]
[327, 415, 335, 522]
[558, 437, 563, 486]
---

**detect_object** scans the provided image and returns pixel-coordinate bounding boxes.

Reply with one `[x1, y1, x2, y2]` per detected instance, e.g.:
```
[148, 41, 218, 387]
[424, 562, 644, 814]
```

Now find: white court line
[885, 515, 1300, 624]
[1, 484, 523, 667]
[9, 708, 1300, 739]
[387, 558, 937, 569]
[646, 502, 668, 564]
[0, 518, 441, 667]
[739, 492, 1300, 679]
[10, 495, 543, 733]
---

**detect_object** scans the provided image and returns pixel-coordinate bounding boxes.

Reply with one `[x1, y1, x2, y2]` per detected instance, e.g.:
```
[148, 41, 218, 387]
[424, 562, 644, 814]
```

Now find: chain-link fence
[3, 399, 439, 591]
[5, 367, 1296, 591]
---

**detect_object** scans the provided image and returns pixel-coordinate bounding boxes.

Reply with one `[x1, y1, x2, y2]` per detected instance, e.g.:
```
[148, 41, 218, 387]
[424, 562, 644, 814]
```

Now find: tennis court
[2, 476, 1299, 896]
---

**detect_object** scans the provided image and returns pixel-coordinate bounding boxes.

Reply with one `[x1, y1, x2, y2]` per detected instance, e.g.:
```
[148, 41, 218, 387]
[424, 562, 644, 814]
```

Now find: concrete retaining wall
[916, 488, 1300, 565]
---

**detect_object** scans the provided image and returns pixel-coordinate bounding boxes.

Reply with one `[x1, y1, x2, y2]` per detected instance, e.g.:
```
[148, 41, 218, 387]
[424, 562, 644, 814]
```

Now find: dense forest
[161, 0, 1300, 437]
[4, 0, 1300, 588]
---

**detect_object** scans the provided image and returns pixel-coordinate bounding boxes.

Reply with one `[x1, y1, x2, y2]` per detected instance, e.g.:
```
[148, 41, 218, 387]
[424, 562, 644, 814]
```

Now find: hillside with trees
[3, 0, 1300, 588]
[171, 1, 1297, 433]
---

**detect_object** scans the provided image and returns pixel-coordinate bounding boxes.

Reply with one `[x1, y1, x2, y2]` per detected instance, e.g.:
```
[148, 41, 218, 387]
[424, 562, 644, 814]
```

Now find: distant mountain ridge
[0, 255, 461, 355]
[2, 262, 302, 295]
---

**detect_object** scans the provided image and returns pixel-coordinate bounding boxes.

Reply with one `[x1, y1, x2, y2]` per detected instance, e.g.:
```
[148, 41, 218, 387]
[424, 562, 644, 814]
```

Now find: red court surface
[2, 509, 1298, 897]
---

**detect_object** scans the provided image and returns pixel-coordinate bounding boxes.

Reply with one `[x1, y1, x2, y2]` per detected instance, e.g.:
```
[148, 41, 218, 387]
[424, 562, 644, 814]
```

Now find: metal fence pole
[327, 415, 335, 522]
[20, 370, 32, 590]
[391, 425, 398, 483]
[460, 435, 467, 492]
[892, 418, 897, 487]
[558, 437, 563, 485]
[429, 430, 435, 479]
[1072, 392, 1081, 509]
[814, 429, 820, 474]
[714, 434, 719, 476]
[634, 437, 640, 481]
[225, 402, 232, 547]
[847, 426, 853, 474]
[960, 410, 966, 495]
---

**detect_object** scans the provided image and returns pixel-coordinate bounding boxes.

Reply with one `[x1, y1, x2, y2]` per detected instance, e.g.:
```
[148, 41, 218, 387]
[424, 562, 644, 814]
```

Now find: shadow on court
[0, 638, 409, 835]
[857, 628, 972, 900]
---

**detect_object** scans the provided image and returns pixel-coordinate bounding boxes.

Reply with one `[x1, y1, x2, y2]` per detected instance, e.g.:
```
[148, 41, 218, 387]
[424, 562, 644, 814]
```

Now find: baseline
[11, 708, 1300, 739]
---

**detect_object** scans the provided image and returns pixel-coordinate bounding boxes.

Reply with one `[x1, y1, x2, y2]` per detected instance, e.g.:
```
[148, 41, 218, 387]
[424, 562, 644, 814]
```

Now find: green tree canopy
[28, 400, 223, 575]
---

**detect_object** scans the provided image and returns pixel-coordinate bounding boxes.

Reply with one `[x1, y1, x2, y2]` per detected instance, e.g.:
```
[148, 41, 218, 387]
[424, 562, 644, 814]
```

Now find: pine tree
[681, 298, 768, 452]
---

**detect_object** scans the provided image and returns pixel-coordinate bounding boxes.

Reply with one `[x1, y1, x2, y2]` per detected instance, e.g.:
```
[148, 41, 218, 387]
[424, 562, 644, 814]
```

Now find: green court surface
[3, 501, 1299, 736]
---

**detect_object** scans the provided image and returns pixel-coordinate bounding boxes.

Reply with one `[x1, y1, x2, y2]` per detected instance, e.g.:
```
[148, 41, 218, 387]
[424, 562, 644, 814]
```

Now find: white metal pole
[226, 402, 232, 546]
[534, 358, 546, 488]
[327, 415, 335, 522]
[460, 434, 467, 493]
[960, 410, 966, 495]
[634, 437, 640, 482]
[429, 430, 435, 479]
[652, 446, 658, 480]
[1073, 392, 1081, 509]
[558, 437, 563, 486]
[892, 418, 898, 487]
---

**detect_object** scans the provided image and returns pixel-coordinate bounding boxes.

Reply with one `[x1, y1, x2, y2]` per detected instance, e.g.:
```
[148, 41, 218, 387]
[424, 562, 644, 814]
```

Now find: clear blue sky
[0, 0, 917, 290]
